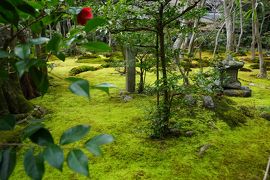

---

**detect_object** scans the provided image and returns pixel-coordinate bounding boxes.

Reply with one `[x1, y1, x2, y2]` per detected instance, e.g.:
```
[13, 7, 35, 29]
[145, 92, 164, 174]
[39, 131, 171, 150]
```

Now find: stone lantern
[219, 55, 252, 97]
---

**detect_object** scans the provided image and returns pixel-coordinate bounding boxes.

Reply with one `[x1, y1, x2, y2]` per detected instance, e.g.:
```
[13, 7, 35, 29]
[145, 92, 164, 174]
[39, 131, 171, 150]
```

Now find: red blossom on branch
[77, 7, 93, 26]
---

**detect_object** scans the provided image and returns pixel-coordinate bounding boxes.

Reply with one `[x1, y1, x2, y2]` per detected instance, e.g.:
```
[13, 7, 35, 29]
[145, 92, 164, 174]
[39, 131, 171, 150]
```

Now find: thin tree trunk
[213, 22, 226, 58]
[223, 0, 234, 53]
[236, 0, 243, 53]
[188, 0, 206, 56]
[156, 33, 160, 106]
[251, 1, 256, 61]
[252, 0, 267, 78]
[157, 4, 170, 137]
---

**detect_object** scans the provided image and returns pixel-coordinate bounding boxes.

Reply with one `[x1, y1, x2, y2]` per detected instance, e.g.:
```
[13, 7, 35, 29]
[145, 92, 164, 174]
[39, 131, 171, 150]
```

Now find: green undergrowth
[10, 57, 270, 179]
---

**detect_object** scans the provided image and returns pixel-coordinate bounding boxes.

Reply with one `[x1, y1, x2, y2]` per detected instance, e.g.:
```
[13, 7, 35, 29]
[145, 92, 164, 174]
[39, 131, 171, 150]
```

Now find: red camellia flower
[77, 7, 93, 26]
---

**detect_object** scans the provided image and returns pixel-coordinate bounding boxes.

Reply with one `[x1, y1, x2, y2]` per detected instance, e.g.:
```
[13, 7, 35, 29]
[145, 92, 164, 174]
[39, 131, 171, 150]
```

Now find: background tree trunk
[223, 0, 235, 53]
[188, 0, 206, 56]
[252, 0, 267, 78]
[125, 46, 136, 93]
[236, 0, 243, 53]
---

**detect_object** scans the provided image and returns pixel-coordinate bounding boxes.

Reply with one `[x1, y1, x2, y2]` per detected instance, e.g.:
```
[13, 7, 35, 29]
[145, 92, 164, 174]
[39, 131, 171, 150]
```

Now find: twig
[263, 156, 270, 180]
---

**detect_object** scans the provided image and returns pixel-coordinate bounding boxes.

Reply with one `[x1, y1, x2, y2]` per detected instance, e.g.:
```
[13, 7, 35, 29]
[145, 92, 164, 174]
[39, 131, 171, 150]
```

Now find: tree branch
[110, 27, 157, 34]
[164, 0, 202, 26]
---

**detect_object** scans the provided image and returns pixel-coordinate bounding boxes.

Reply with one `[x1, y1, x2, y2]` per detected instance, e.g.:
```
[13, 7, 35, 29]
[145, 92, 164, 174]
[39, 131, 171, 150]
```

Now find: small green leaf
[15, 60, 28, 78]
[60, 125, 90, 145]
[82, 42, 111, 52]
[29, 128, 54, 146]
[0, 50, 11, 58]
[0, 114, 16, 131]
[85, 134, 114, 156]
[67, 149, 89, 177]
[22, 123, 44, 140]
[14, 44, 30, 60]
[68, 7, 81, 15]
[84, 17, 107, 33]
[30, 37, 50, 45]
[67, 79, 90, 99]
[43, 144, 64, 171]
[0, 148, 16, 180]
[47, 33, 62, 52]
[94, 83, 117, 95]
[24, 149, 44, 180]
[30, 21, 43, 33]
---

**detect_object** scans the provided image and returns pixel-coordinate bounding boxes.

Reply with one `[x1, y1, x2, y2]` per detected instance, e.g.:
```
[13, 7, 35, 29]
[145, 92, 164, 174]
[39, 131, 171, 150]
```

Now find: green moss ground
[10, 57, 270, 179]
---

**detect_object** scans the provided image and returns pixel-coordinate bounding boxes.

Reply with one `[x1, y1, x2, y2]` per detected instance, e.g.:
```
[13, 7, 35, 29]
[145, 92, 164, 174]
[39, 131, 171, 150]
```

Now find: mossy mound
[213, 97, 253, 127]
[69, 65, 102, 76]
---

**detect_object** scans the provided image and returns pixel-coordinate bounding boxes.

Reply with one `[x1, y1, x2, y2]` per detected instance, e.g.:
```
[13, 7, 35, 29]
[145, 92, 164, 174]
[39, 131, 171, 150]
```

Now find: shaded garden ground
[9, 54, 270, 180]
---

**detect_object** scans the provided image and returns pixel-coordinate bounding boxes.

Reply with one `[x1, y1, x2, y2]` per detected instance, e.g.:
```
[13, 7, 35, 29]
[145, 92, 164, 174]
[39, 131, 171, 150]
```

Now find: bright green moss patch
[9, 57, 270, 179]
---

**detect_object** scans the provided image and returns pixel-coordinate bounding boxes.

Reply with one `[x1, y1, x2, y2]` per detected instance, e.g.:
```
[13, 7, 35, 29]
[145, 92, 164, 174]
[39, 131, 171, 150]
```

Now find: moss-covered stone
[69, 65, 102, 76]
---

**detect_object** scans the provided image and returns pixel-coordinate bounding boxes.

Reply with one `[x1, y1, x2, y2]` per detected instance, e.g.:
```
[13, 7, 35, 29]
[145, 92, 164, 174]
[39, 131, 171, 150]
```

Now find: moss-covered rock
[69, 65, 102, 76]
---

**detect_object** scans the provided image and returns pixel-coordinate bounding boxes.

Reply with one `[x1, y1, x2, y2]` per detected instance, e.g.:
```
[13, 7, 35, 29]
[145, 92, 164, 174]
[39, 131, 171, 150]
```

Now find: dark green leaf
[27, 1, 44, 10]
[22, 123, 44, 140]
[60, 125, 90, 145]
[11, 0, 37, 17]
[94, 83, 117, 95]
[0, 150, 2, 163]
[0, 50, 11, 58]
[0, 148, 16, 180]
[43, 144, 64, 171]
[30, 21, 43, 33]
[85, 134, 114, 156]
[47, 33, 62, 52]
[67, 149, 89, 177]
[0, 70, 8, 86]
[55, 52, 65, 61]
[14, 44, 30, 60]
[84, 17, 107, 33]
[29, 128, 54, 146]
[0, 114, 16, 131]
[29, 67, 49, 96]
[30, 37, 50, 45]
[68, 79, 90, 99]
[24, 149, 44, 180]
[0, 0, 19, 25]
[82, 42, 111, 52]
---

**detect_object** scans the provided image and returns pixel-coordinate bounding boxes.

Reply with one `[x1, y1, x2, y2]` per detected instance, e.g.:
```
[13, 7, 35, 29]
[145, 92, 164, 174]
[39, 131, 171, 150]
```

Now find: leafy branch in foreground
[0, 118, 114, 179]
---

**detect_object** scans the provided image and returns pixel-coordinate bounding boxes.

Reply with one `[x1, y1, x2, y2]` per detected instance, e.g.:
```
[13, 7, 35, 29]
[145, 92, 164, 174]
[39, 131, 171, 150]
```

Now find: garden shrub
[69, 65, 102, 76]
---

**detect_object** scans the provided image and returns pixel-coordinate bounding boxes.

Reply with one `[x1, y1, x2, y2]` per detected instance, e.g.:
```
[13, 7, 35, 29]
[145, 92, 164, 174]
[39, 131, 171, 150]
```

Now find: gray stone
[260, 112, 270, 121]
[183, 95, 197, 106]
[223, 87, 252, 97]
[202, 96, 215, 109]
[122, 95, 132, 102]
[198, 144, 212, 157]
[185, 131, 194, 137]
